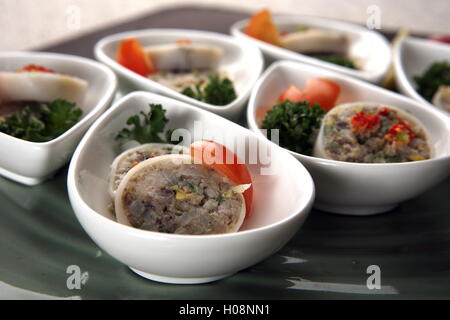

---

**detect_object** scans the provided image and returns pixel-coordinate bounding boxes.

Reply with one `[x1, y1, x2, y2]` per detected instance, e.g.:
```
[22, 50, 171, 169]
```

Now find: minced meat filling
[322, 104, 431, 163]
[112, 145, 184, 192]
[118, 161, 243, 235]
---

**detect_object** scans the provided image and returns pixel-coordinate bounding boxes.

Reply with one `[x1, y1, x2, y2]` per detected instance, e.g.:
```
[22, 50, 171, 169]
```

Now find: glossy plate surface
[1, 6, 450, 299]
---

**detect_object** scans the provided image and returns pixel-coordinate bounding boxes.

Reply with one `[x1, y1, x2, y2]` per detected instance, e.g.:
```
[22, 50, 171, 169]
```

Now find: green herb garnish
[0, 99, 82, 142]
[181, 75, 237, 106]
[314, 54, 357, 70]
[262, 100, 325, 155]
[414, 61, 450, 101]
[115, 103, 178, 144]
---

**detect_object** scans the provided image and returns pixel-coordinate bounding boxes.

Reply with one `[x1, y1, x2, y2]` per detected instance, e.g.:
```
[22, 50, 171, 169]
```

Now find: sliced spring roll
[281, 29, 348, 54]
[144, 42, 224, 72]
[0, 70, 87, 106]
[114, 154, 246, 235]
[313, 102, 432, 163]
[109, 143, 188, 197]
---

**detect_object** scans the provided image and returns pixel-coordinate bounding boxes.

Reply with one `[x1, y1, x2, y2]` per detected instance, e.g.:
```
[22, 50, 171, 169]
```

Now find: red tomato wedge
[17, 64, 55, 73]
[245, 9, 282, 47]
[278, 85, 303, 103]
[190, 140, 253, 217]
[116, 38, 156, 77]
[278, 78, 341, 111]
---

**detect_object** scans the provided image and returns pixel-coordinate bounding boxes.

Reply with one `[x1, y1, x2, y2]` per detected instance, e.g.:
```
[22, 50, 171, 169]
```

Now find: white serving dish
[67, 91, 314, 284]
[247, 60, 450, 215]
[94, 29, 263, 120]
[0, 51, 117, 185]
[230, 14, 391, 84]
[394, 36, 450, 116]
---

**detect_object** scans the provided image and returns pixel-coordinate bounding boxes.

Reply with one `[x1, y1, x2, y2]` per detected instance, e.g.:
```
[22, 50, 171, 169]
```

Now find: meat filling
[320, 104, 431, 163]
[117, 159, 244, 235]
[110, 144, 185, 193]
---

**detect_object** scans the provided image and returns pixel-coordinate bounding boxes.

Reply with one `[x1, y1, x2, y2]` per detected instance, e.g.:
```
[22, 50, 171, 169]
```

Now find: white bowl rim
[230, 14, 392, 83]
[0, 51, 117, 147]
[68, 90, 315, 240]
[247, 59, 450, 168]
[94, 28, 264, 112]
[394, 36, 450, 109]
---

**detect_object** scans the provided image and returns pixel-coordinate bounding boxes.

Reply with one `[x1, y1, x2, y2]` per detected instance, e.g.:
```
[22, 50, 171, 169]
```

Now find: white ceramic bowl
[394, 36, 450, 116]
[67, 91, 314, 284]
[0, 51, 117, 185]
[94, 29, 263, 120]
[230, 14, 391, 84]
[247, 60, 450, 215]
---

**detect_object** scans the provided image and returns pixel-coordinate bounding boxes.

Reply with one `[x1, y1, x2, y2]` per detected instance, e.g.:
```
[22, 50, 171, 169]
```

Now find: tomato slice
[190, 140, 253, 217]
[301, 78, 341, 111]
[278, 85, 303, 103]
[278, 78, 340, 111]
[17, 64, 55, 73]
[116, 38, 156, 77]
[245, 9, 282, 47]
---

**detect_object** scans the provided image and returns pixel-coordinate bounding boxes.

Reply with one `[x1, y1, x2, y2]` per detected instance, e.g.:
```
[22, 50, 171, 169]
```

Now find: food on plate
[258, 79, 432, 163]
[145, 40, 223, 72]
[116, 38, 237, 106]
[431, 85, 450, 112]
[190, 140, 253, 217]
[258, 78, 340, 155]
[116, 38, 156, 76]
[110, 105, 253, 235]
[312, 54, 357, 70]
[262, 100, 325, 155]
[0, 64, 87, 106]
[245, 9, 282, 46]
[114, 154, 248, 234]
[245, 9, 358, 70]
[281, 28, 348, 55]
[0, 99, 82, 142]
[256, 77, 340, 127]
[414, 61, 450, 111]
[314, 103, 431, 163]
[109, 143, 188, 197]
[115, 103, 179, 145]
[278, 78, 341, 111]
[0, 64, 86, 142]
[181, 74, 237, 106]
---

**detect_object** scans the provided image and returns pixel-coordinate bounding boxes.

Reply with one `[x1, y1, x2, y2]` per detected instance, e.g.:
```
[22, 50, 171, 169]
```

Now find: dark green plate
[1, 6, 449, 300]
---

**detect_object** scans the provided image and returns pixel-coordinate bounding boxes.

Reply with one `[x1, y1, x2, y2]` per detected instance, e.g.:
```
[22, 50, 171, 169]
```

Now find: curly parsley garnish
[115, 103, 178, 144]
[0, 99, 82, 142]
[181, 75, 237, 106]
[414, 61, 450, 102]
[314, 54, 358, 70]
[262, 100, 325, 155]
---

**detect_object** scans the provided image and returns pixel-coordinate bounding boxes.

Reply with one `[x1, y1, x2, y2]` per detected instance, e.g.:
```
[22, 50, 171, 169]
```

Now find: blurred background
[1, 0, 449, 51]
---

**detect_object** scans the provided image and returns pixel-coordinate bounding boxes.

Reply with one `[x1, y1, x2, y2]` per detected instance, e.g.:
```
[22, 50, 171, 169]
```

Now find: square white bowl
[0, 51, 117, 185]
[67, 91, 314, 284]
[94, 28, 264, 120]
[247, 60, 450, 215]
[230, 14, 392, 84]
[394, 36, 450, 116]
